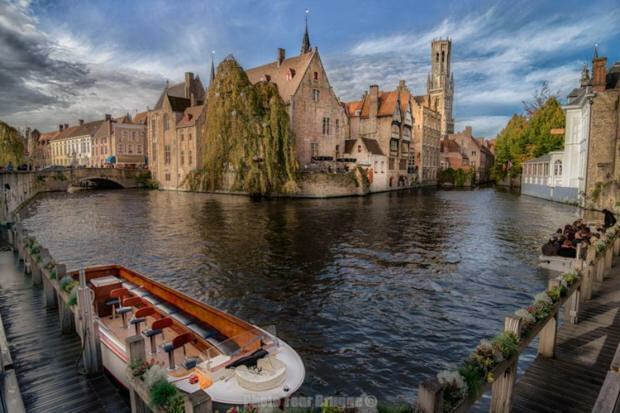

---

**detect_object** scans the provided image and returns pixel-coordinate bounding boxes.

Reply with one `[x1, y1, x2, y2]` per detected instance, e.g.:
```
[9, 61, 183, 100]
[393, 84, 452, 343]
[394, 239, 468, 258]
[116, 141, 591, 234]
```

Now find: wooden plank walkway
[513, 262, 620, 413]
[0, 249, 130, 413]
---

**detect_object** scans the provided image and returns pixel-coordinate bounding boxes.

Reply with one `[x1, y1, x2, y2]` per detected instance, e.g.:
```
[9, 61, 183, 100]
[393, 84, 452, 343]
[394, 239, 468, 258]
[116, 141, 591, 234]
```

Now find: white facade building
[521, 66, 594, 206]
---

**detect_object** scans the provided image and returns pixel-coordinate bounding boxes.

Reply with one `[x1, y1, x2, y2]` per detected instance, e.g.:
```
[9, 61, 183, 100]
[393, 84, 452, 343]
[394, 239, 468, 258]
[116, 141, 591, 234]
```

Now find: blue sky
[1, 0, 619, 137]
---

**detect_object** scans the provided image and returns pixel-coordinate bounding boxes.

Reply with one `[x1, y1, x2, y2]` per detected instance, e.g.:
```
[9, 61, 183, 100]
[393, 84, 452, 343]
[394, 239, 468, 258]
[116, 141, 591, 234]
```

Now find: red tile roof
[176, 105, 205, 128]
[245, 50, 315, 104]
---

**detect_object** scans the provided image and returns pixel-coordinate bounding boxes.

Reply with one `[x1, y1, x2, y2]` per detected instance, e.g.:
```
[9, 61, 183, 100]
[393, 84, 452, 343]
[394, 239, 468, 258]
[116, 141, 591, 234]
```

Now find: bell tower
[427, 38, 455, 136]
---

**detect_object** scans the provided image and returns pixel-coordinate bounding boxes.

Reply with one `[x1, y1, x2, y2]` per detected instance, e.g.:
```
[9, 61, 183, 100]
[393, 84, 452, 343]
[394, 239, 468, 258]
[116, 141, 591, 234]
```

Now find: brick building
[584, 49, 620, 210]
[245, 24, 347, 168]
[91, 113, 148, 168]
[412, 94, 441, 185]
[345, 81, 415, 190]
[147, 73, 206, 190]
[447, 126, 495, 183]
[440, 137, 470, 170]
[30, 129, 55, 169]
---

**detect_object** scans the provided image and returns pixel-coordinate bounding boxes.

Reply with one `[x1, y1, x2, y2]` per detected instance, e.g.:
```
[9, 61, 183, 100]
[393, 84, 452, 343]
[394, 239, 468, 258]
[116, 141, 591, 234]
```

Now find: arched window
[441, 51, 445, 62]
[554, 160, 562, 176]
[436, 53, 439, 62]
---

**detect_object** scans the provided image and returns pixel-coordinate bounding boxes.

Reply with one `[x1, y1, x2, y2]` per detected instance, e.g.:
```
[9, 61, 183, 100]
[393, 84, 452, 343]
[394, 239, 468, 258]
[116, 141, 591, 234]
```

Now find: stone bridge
[0, 168, 147, 221]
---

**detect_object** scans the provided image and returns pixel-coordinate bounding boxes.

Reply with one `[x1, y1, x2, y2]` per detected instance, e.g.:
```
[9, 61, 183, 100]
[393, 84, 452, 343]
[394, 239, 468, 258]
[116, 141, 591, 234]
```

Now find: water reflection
[21, 188, 583, 403]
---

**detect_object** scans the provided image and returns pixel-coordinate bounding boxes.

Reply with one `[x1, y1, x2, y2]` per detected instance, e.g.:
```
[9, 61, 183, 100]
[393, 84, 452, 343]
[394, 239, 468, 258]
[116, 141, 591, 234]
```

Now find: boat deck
[0, 250, 130, 413]
[100, 312, 205, 374]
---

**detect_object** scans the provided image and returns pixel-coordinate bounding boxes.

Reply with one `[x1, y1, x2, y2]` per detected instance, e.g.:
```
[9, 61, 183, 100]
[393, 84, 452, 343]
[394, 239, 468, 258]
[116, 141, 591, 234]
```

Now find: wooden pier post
[538, 279, 559, 358]
[490, 316, 522, 413]
[127, 335, 149, 413]
[30, 253, 41, 286]
[55, 264, 74, 334]
[605, 247, 613, 275]
[416, 377, 444, 413]
[6, 223, 14, 251]
[582, 247, 596, 301]
[565, 286, 581, 325]
[15, 225, 24, 262]
[78, 269, 102, 375]
[41, 251, 57, 309]
[596, 255, 605, 283]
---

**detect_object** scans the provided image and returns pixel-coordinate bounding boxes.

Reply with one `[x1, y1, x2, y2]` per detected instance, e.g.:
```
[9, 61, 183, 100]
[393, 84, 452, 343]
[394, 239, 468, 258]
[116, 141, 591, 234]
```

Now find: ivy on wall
[0, 120, 24, 167]
[190, 56, 299, 196]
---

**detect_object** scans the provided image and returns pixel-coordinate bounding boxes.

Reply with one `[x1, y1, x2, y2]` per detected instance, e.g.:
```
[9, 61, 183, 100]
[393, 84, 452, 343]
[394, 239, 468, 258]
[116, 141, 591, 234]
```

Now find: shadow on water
[20, 187, 583, 403]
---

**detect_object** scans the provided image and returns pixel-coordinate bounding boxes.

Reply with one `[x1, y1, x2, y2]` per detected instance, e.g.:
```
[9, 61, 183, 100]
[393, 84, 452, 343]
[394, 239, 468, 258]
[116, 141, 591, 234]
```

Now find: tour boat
[70, 265, 305, 406]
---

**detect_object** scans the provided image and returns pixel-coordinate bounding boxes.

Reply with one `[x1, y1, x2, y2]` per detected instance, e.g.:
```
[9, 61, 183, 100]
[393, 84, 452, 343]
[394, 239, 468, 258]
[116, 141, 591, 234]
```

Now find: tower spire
[300, 9, 311, 54]
[209, 50, 215, 87]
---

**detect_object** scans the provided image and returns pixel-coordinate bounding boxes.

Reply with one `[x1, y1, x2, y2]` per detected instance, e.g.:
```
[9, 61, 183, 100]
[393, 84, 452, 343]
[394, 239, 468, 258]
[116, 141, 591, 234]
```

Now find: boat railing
[203, 329, 270, 370]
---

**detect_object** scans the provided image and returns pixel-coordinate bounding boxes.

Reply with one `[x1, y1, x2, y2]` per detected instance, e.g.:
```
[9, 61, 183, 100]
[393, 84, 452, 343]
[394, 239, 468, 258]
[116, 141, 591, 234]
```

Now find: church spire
[300, 9, 311, 54]
[209, 50, 216, 87]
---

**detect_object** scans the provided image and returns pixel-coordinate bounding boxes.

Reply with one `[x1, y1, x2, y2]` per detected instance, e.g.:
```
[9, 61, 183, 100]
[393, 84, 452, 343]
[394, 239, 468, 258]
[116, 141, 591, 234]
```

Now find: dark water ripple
[20, 187, 583, 404]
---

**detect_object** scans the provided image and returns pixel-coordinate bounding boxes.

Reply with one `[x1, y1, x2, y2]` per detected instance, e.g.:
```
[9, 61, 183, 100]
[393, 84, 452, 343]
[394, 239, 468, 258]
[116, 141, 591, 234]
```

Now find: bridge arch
[72, 176, 126, 189]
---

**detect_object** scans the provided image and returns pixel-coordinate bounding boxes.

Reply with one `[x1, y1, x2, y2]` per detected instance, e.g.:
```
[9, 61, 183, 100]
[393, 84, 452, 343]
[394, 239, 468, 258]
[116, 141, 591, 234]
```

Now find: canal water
[20, 187, 582, 404]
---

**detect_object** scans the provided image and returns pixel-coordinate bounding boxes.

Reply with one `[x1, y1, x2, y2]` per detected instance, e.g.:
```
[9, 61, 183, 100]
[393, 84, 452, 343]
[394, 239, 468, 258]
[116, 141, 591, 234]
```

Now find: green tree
[0, 120, 24, 167]
[492, 95, 565, 180]
[191, 56, 298, 196]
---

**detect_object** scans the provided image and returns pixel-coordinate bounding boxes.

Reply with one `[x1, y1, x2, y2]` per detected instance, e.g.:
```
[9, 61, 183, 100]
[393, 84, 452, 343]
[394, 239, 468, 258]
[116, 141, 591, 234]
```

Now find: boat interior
[70, 265, 275, 381]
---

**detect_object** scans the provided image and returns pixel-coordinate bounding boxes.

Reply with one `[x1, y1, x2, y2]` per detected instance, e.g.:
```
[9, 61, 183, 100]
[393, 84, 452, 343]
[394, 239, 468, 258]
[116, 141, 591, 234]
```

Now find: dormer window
[286, 68, 296, 80]
[263, 74, 271, 82]
[313, 71, 319, 81]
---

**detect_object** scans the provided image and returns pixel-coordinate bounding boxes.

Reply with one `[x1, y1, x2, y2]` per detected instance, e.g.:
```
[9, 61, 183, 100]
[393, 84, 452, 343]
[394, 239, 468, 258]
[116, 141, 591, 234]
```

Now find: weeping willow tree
[191, 56, 298, 196]
[0, 120, 24, 167]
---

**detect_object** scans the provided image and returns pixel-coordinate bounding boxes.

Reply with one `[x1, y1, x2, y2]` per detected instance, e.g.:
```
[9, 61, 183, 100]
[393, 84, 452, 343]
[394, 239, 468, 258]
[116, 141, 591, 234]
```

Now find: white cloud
[327, 6, 620, 137]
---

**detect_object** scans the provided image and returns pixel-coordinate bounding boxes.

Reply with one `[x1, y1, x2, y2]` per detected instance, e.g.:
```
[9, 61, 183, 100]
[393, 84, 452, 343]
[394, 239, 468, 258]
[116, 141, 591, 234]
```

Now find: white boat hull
[98, 323, 305, 406]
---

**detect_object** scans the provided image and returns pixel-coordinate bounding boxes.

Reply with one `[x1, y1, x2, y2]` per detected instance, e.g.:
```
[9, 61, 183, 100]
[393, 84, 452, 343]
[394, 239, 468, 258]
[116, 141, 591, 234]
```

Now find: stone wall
[0, 169, 143, 222]
[522, 183, 579, 205]
[585, 89, 619, 210]
[295, 169, 369, 198]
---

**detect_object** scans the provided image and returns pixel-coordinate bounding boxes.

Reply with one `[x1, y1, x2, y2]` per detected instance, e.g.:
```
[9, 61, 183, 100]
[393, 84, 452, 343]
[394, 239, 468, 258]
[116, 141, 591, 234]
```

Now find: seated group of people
[541, 216, 612, 258]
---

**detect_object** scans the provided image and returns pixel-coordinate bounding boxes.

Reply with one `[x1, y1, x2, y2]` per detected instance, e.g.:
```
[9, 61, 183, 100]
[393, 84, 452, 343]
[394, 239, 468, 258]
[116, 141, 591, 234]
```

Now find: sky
[1, 0, 619, 138]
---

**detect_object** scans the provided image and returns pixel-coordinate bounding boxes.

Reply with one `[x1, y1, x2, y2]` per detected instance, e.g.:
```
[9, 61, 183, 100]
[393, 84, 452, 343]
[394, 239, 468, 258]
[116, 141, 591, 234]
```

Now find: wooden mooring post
[490, 316, 522, 412]
[78, 269, 102, 375]
[41, 250, 57, 309]
[538, 279, 560, 358]
[55, 264, 74, 334]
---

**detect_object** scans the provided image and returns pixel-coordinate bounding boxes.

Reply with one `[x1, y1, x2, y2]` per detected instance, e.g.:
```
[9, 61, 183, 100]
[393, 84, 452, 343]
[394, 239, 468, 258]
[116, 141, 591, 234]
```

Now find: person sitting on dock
[542, 239, 560, 256]
[603, 209, 617, 229]
[558, 239, 577, 258]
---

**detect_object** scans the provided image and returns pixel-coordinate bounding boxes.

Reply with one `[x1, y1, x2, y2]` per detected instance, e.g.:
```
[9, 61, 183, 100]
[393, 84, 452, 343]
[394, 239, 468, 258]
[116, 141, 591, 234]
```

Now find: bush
[149, 379, 178, 409]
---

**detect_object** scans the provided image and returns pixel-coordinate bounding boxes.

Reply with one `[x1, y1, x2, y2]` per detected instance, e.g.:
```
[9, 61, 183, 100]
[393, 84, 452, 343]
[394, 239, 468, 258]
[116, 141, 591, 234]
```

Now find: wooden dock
[512, 262, 620, 413]
[0, 249, 130, 413]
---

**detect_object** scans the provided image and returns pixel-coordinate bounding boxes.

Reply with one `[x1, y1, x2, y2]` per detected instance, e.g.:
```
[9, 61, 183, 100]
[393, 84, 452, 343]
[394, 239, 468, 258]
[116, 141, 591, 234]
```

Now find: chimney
[277, 48, 285, 66]
[79, 119, 84, 125]
[64, 123, 68, 130]
[185, 72, 194, 98]
[592, 56, 607, 92]
[368, 85, 379, 119]
[398, 80, 406, 90]
[106, 114, 112, 137]
[59, 124, 63, 132]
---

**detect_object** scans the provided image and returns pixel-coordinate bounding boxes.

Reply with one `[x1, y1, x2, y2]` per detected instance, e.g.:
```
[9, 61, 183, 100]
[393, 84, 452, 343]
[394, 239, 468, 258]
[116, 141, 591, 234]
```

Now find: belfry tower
[427, 38, 455, 136]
